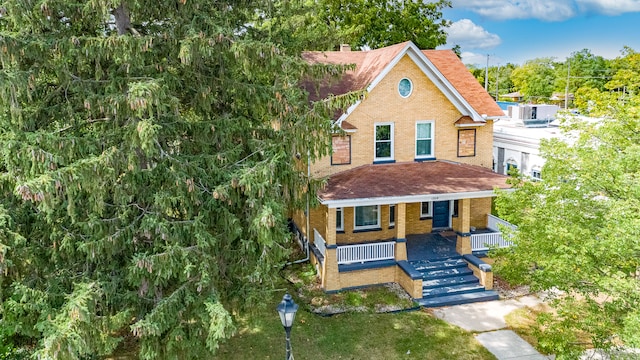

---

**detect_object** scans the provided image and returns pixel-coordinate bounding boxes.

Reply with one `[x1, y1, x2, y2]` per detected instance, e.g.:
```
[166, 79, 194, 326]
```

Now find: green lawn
[215, 291, 495, 360]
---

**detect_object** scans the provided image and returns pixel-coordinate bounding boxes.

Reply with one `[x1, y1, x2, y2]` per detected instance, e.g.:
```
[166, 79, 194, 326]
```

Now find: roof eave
[319, 189, 507, 208]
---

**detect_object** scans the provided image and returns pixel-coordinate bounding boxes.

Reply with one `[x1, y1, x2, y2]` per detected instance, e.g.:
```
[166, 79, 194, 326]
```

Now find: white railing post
[313, 228, 326, 257]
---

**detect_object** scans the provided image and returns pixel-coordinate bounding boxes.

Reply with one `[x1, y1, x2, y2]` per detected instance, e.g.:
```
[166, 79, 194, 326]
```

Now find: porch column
[395, 203, 407, 261]
[322, 207, 340, 291]
[455, 198, 472, 255]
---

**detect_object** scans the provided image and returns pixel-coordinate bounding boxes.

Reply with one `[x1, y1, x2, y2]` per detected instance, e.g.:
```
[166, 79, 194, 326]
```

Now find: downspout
[285, 151, 311, 265]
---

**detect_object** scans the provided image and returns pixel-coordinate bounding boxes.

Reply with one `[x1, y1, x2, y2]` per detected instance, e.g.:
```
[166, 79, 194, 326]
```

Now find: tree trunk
[113, 3, 132, 36]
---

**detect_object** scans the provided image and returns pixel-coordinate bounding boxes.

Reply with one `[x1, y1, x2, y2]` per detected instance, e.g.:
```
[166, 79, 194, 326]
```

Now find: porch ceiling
[319, 161, 510, 203]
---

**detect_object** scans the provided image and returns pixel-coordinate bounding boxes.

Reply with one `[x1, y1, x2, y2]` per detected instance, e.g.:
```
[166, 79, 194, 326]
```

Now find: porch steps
[410, 256, 499, 308]
[417, 291, 500, 308]
[422, 275, 480, 289]
[411, 257, 468, 272]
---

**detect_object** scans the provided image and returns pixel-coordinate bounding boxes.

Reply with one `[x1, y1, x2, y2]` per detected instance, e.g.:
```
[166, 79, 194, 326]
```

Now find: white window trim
[336, 207, 344, 231]
[450, 199, 459, 217]
[374, 122, 394, 162]
[398, 78, 413, 98]
[531, 168, 542, 181]
[354, 205, 380, 230]
[415, 120, 435, 159]
[389, 204, 396, 227]
[420, 202, 432, 217]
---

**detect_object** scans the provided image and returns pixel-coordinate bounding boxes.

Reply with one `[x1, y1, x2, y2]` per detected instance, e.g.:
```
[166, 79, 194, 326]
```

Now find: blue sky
[438, 0, 640, 66]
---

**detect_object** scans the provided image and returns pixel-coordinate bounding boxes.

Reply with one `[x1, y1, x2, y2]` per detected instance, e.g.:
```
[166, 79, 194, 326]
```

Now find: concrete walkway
[432, 295, 553, 360]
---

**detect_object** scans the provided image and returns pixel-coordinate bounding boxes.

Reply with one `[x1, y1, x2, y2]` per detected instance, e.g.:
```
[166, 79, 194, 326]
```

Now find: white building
[493, 118, 561, 180]
[507, 103, 559, 125]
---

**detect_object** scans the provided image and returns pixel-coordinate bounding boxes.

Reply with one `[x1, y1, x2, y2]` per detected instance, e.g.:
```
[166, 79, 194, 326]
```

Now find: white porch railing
[488, 214, 517, 232]
[471, 215, 517, 251]
[313, 228, 326, 257]
[337, 241, 395, 265]
[471, 232, 513, 251]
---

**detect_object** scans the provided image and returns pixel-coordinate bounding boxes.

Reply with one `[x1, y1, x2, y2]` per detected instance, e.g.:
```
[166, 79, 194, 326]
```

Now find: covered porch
[305, 161, 512, 301]
[310, 211, 516, 301]
[313, 214, 515, 265]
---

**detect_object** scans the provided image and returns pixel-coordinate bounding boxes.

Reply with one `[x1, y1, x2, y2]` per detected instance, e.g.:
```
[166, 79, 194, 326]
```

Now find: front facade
[292, 42, 513, 304]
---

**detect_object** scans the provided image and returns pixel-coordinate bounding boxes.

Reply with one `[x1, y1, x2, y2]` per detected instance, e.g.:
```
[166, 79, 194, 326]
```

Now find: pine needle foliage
[0, 1, 347, 358]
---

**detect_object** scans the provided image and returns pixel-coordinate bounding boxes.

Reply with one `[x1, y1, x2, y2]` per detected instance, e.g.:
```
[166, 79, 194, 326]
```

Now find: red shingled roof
[302, 42, 504, 119]
[318, 161, 510, 202]
[422, 50, 504, 118]
[303, 42, 408, 101]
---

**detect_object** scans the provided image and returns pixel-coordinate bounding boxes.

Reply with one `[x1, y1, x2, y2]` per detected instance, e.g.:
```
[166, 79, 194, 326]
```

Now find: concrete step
[411, 258, 467, 272]
[422, 283, 485, 298]
[422, 275, 480, 289]
[416, 290, 500, 308]
[421, 266, 473, 280]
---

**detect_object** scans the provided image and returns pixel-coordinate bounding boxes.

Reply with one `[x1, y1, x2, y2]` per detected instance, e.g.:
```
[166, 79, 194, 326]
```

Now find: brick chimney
[340, 44, 351, 52]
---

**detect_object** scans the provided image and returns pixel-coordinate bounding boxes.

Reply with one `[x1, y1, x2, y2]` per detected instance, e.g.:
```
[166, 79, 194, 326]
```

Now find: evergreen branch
[229, 150, 261, 168]
[197, 179, 211, 195]
[55, 117, 113, 133]
[155, 140, 177, 162]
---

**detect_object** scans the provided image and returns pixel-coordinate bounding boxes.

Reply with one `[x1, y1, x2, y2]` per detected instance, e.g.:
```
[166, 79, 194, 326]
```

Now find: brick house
[292, 42, 515, 306]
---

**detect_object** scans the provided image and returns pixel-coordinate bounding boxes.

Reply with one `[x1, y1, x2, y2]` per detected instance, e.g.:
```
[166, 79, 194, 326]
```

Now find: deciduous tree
[510, 58, 557, 102]
[494, 95, 640, 358]
[256, 0, 452, 51]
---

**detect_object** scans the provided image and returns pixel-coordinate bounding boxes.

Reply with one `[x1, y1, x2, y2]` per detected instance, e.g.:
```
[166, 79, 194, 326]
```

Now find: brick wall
[337, 266, 396, 289]
[311, 54, 494, 179]
[470, 197, 492, 229]
[405, 202, 433, 235]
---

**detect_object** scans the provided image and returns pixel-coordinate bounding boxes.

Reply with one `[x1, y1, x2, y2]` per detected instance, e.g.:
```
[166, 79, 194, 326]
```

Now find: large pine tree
[0, 1, 339, 358]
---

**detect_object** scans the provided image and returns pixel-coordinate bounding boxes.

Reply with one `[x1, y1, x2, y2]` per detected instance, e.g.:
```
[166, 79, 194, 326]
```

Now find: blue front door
[432, 201, 450, 229]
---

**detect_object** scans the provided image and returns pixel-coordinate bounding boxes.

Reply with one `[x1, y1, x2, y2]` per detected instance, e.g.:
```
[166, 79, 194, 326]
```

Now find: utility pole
[484, 54, 489, 90]
[565, 59, 570, 110]
[495, 64, 500, 100]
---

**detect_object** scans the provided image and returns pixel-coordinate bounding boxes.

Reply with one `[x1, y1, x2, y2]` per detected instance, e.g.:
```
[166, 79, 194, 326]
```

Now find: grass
[215, 264, 496, 360]
[215, 293, 495, 360]
[283, 264, 417, 314]
[504, 305, 546, 351]
[109, 263, 496, 359]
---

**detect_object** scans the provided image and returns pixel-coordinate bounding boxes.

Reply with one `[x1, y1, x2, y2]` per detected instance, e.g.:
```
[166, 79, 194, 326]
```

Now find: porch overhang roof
[318, 161, 511, 208]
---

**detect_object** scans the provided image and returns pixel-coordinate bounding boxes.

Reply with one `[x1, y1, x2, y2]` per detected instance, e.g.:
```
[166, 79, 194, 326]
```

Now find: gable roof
[318, 161, 511, 207]
[302, 41, 504, 123]
[422, 50, 504, 119]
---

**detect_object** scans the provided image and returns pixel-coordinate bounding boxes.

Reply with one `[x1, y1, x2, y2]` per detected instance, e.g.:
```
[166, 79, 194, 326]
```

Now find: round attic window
[398, 78, 413, 98]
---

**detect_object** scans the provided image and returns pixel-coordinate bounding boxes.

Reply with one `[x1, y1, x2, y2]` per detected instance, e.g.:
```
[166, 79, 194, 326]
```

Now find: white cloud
[452, 0, 577, 21]
[460, 51, 487, 66]
[452, 0, 640, 20]
[576, 0, 640, 15]
[445, 19, 502, 49]
[460, 51, 506, 67]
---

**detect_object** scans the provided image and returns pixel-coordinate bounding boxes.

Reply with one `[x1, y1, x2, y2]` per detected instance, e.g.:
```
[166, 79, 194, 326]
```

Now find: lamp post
[276, 293, 299, 360]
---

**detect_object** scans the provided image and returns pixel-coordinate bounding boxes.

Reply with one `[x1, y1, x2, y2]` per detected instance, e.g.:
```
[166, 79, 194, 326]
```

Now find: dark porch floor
[406, 232, 458, 261]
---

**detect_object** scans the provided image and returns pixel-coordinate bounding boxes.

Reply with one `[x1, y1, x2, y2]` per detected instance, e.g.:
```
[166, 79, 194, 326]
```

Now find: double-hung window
[375, 123, 394, 162]
[416, 121, 434, 159]
[531, 169, 542, 181]
[336, 207, 344, 231]
[355, 205, 380, 230]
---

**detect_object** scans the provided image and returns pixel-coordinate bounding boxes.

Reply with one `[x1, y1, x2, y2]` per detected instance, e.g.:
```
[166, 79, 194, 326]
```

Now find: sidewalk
[432, 295, 553, 360]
